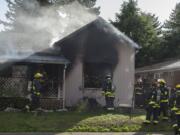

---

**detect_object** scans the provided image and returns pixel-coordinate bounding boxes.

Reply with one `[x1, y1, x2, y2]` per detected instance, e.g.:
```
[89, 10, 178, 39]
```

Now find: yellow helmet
[34, 73, 43, 79]
[176, 84, 180, 89]
[157, 79, 166, 84]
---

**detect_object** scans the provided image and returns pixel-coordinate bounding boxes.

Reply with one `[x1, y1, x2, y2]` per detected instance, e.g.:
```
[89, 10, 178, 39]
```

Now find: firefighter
[171, 84, 180, 135]
[144, 82, 159, 124]
[31, 72, 43, 110]
[170, 88, 177, 122]
[135, 78, 144, 108]
[102, 74, 115, 110]
[37, 64, 48, 93]
[158, 79, 169, 120]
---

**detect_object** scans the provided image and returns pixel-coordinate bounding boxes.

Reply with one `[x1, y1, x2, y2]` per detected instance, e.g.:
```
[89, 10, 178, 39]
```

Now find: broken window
[84, 63, 112, 88]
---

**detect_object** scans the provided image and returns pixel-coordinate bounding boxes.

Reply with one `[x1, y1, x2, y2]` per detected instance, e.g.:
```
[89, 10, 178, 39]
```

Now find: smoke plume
[0, 0, 97, 59]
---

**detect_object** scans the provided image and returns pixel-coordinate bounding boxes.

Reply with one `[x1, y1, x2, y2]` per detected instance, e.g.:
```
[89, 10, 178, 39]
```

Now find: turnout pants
[105, 96, 114, 109]
[160, 102, 168, 119]
[146, 106, 159, 122]
[174, 113, 180, 135]
[31, 94, 40, 110]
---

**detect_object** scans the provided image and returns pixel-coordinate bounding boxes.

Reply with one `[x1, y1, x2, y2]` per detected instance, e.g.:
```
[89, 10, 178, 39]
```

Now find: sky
[0, 0, 180, 30]
[96, 0, 180, 23]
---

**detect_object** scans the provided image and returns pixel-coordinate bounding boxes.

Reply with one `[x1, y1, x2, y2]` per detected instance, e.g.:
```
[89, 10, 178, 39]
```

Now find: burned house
[0, 17, 139, 109]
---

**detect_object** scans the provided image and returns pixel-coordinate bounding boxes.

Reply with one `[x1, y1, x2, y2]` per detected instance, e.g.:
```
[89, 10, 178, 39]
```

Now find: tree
[111, 0, 162, 67]
[36, 0, 98, 8]
[0, 0, 41, 31]
[36, 0, 100, 15]
[111, 0, 140, 43]
[136, 13, 163, 66]
[162, 2, 180, 59]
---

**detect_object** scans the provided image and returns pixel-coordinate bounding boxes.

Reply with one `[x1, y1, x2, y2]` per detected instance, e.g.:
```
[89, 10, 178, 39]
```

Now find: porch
[0, 53, 70, 110]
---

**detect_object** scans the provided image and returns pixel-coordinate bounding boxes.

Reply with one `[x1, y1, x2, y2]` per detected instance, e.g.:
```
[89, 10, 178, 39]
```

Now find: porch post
[62, 64, 67, 109]
[58, 66, 61, 100]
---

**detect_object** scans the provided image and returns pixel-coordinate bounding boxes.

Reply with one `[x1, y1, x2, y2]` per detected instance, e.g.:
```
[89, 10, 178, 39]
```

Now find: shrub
[75, 97, 102, 112]
[0, 97, 30, 110]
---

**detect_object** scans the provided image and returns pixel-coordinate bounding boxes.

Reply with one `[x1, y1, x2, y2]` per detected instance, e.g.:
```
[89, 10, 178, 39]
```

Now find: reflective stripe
[33, 91, 41, 96]
[171, 107, 178, 111]
[160, 99, 168, 103]
[149, 101, 155, 105]
[153, 120, 159, 124]
[176, 111, 180, 115]
[162, 117, 168, 120]
[153, 104, 159, 108]
[165, 91, 168, 95]
[173, 124, 178, 128]
[144, 120, 150, 124]
[136, 92, 143, 95]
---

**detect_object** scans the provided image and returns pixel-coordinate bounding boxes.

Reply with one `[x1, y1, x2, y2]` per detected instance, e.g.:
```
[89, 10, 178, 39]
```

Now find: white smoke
[0, 0, 97, 59]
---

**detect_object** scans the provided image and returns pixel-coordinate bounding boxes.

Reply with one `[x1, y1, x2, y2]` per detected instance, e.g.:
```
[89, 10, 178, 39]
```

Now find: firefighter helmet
[157, 79, 166, 84]
[176, 84, 180, 89]
[34, 73, 43, 79]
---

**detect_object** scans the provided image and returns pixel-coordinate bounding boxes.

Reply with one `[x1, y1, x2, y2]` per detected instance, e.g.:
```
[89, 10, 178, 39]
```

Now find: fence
[0, 77, 28, 97]
[41, 80, 62, 98]
[0, 76, 64, 109]
[0, 76, 63, 96]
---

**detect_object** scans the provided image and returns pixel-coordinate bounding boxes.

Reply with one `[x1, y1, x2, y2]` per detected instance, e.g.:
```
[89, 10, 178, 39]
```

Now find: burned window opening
[84, 63, 113, 88]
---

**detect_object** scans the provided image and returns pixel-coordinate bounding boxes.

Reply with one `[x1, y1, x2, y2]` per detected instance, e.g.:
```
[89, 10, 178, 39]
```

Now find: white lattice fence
[0, 77, 28, 97]
[41, 80, 62, 98]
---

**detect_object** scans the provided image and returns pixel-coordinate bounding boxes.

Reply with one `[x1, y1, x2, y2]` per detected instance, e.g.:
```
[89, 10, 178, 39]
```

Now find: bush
[0, 97, 30, 110]
[0, 97, 8, 110]
[76, 98, 89, 112]
[75, 97, 102, 112]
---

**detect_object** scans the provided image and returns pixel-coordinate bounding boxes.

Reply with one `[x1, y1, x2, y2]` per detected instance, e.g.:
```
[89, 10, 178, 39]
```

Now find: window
[84, 63, 112, 88]
[154, 73, 163, 79]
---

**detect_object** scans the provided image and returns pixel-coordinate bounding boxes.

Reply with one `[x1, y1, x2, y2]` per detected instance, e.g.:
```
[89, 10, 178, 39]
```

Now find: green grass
[0, 111, 173, 132]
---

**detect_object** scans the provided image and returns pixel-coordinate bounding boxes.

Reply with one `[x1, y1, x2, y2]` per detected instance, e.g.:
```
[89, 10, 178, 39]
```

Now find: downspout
[58, 66, 61, 100]
[62, 64, 67, 109]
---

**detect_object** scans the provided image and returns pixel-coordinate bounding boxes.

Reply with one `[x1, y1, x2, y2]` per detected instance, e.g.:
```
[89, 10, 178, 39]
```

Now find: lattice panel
[41, 80, 63, 98]
[40, 98, 63, 109]
[0, 77, 28, 97]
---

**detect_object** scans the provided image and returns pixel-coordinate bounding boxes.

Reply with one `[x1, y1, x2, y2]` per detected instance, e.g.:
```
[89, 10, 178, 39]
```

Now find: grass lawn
[0, 111, 173, 132]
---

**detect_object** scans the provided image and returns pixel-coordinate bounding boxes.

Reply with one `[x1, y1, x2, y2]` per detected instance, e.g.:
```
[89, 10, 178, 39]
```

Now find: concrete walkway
[0, 132, 173, 135]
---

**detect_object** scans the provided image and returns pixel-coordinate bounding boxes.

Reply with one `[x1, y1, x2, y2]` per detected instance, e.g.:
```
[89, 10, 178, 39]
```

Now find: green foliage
[1, 0, 40, 30]
[162, 2, 180, 59]
[0, 111, 173, 132]
[75, 98, 102, 112]
[111, 0, 162, 67]
[0, 97, 30, 110]
[76, 98, 89, 112]
[36, 0, 100, 14]
[68, 113, 172, 132]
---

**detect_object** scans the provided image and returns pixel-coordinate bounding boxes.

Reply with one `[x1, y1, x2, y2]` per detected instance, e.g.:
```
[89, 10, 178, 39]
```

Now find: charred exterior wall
[65, 57, 83, 106]
[55, 18, 137, 107]
[64, 43, 135, 107]
[113, 43, 135, 107]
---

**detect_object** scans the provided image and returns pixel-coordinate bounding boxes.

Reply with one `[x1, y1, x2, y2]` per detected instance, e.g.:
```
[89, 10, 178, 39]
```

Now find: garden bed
[0, 111, 173, 132]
